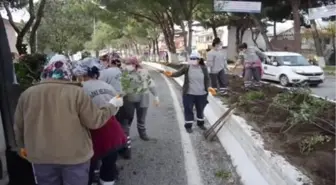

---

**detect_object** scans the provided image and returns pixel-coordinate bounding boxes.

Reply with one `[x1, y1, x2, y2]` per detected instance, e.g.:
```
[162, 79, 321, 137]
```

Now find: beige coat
[14, 80, 118, 164]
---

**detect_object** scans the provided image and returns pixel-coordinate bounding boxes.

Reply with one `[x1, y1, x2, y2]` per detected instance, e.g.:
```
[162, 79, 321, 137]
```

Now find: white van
[262, 51, 325, 86]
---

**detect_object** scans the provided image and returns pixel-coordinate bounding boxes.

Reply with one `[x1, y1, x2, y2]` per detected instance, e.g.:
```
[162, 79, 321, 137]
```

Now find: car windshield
[278, 55, 311, 66]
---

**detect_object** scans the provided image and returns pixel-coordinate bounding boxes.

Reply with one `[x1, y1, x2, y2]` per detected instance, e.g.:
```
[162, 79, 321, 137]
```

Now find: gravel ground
[117, 69, 241, 185]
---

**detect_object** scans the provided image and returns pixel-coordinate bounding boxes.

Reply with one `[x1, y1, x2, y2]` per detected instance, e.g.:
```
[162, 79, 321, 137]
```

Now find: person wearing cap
[119, 56, 159, 158]
[13, 54, 124, 185]
[207, 37, 229, 94]
[237, 43, 267, 88]
[73, 57, 127, 185]
[164, 51, 215, 133]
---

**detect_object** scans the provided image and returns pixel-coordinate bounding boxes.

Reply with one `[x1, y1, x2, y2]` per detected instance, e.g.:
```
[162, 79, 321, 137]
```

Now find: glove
[20, 148, 27, 159]
[208, 87, 217, 96]
[164, 71, 172, 77]
[109, 96, 124, 107]
[153, 96, 160, 107]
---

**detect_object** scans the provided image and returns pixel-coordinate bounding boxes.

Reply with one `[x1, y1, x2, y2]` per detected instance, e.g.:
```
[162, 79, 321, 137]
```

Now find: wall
[2, 18, 18, 54]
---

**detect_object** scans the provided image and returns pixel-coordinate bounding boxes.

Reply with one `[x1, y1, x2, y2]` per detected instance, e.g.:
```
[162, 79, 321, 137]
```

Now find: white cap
[48, 54, 68, 64]
[189, 50, 201, 58]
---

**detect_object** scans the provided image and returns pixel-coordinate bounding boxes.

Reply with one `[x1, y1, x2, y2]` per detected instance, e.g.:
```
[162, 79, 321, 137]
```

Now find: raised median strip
[144, 61, 334, 185]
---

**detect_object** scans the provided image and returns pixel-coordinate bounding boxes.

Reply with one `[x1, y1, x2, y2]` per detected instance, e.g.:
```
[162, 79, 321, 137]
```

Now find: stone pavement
[116, 69, 241, 185]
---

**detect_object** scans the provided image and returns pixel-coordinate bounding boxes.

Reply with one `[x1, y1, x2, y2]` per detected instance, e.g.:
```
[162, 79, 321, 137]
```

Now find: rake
[204, 105, 236, 141]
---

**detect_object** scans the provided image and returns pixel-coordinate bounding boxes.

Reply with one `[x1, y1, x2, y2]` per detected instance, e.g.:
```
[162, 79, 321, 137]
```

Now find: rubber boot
[184, 123, 193, 133]
[119, 136, 131, 159]
[197, 120, 207, 130]
[138, 129, 150, 141]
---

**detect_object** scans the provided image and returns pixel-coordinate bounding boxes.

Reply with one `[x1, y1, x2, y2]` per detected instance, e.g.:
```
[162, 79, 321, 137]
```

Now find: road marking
[161, 73, 204, 185]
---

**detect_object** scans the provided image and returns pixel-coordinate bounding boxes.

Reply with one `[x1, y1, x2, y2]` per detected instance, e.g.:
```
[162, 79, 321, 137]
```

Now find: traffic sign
[213, 1, 262, 13]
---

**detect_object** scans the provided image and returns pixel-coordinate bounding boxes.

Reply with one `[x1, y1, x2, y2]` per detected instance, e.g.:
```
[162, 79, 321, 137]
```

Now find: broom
[204, 105, 236, 141]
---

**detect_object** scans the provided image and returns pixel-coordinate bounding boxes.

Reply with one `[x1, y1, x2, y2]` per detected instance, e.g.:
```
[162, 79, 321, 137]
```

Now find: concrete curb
[144, 62, 312, 185]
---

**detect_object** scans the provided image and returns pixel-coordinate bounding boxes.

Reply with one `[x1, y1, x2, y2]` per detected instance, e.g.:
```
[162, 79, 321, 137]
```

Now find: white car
[262, 51, 324, 86]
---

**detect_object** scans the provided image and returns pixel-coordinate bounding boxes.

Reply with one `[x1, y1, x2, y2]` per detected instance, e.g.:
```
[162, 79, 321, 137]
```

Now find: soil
[165, 63, 335, 185]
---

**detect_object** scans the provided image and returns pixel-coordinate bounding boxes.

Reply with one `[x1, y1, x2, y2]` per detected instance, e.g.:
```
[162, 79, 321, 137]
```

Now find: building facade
[2, 18, 18, 54]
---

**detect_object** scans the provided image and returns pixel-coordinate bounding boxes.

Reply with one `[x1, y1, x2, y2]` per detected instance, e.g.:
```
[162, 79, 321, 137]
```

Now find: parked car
[262, 51, 325, 87]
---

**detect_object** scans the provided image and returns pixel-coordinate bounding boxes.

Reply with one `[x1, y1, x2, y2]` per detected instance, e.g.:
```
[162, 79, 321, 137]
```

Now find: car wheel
[310, 84, 319, 87]
[279, 74, 289, 86]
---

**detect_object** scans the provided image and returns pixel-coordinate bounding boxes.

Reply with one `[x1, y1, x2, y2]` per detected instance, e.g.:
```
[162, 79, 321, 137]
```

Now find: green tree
[37, 0, 93, 54]
[99, 0, 179, 54]
[194, 0, 229, 38]
[2, 0, 47, 54]
[85, 21, 123, 51]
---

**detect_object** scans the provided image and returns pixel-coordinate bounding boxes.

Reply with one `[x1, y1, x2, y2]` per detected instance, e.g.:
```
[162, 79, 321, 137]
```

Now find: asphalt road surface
[310, 76, 336, 100]
[229, 66, 336, 101]
[116, 69, 241, 185]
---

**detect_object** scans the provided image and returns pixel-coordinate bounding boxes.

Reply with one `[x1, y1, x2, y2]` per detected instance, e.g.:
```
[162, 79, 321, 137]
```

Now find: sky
[1, 9, 29, 22]
[1, 0, 39, 22]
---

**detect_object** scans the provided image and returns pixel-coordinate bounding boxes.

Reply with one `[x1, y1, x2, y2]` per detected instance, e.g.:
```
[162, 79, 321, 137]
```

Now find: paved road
[310, 76, 336, 100]
[117, 69, 241, 185]
[229, 66, 336, 100]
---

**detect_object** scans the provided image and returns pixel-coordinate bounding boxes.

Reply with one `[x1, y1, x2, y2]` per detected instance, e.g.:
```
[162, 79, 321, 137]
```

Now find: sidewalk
[117, 68, 241, 185]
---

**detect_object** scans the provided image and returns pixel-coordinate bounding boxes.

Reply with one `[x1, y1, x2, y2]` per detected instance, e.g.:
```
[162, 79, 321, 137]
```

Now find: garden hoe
[204, 105, 236, 141]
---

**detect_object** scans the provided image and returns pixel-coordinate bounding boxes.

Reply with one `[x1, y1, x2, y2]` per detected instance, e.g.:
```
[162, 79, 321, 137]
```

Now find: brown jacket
[14, 80, 118, 164]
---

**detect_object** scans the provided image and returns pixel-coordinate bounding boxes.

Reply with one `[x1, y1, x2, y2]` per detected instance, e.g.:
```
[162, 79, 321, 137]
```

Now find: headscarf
[125, 56, 142, 70]
[41, 54, 72, 80]
[72, 57, 103, 77]
[111, 52, 120, 59]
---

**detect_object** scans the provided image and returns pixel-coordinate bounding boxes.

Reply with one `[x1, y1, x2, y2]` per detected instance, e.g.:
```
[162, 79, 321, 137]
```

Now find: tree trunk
[160, 25, 176, 53]
[17, 0, 35, 54]
[155, 12, 176, 53]
[310, 20, 324, 56]
[307, 0, 323, 57]
[235, 26, 241, 52]
[211, 26, 218, 38]
[250, 14, 273, 51]
[155, 38, 159, 55]
[333, 38, 335, 55]
[187, 20, 193, 54]
[4, 0, 36, 54]
[179, 22, 188, 53]
[290, 0, 302, 52]
[273, 21, 277, 39]
[149, 42, 152, 55]
[152, 40, 155, 54]
[134, 42, 139, 55]
[250, 27, 260, 47]
[240, 27, 247, 44]
[29, 0, 47, 53]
